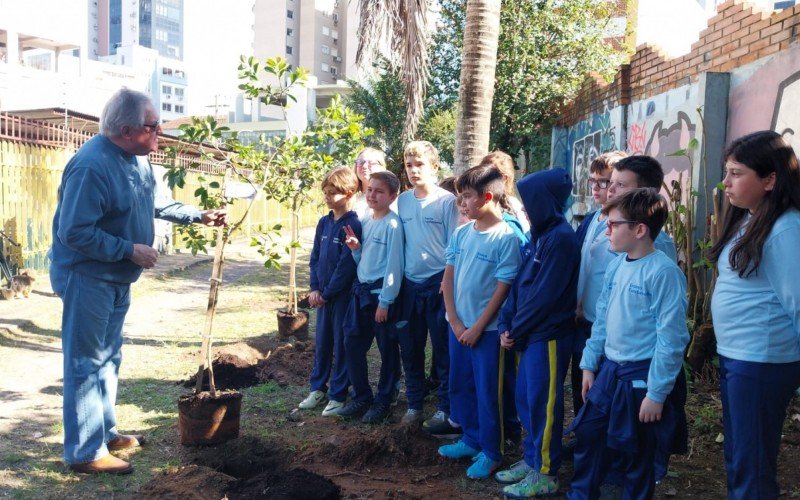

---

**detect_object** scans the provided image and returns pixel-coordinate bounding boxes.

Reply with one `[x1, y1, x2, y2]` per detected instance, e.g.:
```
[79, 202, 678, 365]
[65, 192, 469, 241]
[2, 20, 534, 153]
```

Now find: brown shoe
[107, 434, 146, 452]
[69, 454, 133, 475]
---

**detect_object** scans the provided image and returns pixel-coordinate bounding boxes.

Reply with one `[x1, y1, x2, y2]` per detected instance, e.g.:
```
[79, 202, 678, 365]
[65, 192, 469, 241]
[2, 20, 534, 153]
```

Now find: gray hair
[100, 88, 153, 137]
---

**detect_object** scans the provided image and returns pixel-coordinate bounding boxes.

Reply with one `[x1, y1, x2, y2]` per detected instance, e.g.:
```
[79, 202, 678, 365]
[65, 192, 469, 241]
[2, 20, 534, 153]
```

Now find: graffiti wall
[551, 105, 624, 216]
[728, 43, 800, 152]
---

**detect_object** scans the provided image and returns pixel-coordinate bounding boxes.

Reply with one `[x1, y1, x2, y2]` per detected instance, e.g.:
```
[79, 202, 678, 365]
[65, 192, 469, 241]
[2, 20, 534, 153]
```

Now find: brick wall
[558, 0, 800, 125]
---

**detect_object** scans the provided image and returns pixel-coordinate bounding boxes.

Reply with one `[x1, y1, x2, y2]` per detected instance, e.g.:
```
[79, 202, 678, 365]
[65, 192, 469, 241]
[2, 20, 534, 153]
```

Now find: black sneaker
[337, 400, 370, 419]
[422, 410, 463, 439]
[389, 387, 400, 407]
[425, 376, 440, 395]
[361, 402, 391, 424]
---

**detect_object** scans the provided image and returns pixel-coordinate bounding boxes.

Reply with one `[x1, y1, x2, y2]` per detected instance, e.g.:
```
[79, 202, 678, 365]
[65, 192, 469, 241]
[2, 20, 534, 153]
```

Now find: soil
[184, 338, 315, 390]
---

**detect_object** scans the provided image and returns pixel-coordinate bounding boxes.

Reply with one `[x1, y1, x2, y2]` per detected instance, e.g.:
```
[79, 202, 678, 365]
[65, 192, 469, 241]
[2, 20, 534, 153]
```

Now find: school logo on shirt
[400, 217, 413, 224]
[476, 251, 497, 264]
[424, 216, 443, 225]
[371, 236, 387, 246]
[627, 283, 651, 297]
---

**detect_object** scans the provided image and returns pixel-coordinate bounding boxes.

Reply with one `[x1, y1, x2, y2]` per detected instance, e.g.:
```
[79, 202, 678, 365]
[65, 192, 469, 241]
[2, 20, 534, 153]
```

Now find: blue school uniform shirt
[711, 210, 800, 363]
[577, 211, 677, 322]
[352, 211, 405, 309]
[445, 220, 521, 331]
[309, 211, 360, 301]
[581, 251, 689, 403]
[397, 185, 460, 282]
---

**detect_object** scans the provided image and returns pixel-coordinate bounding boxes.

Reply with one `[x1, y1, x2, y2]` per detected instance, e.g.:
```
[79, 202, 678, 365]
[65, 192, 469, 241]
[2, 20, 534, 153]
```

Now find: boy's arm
[321, 221, 361, 300]
[463, 283, 512, 345]
[377, 218, 405, 309]
[579, 262, 614, 371]
[764, 226, 800, 341]
[508, 234, 576, 341]
[441, 265, 463, 334]
[645, 266, 690, 403]
[308, 219, 323, 292]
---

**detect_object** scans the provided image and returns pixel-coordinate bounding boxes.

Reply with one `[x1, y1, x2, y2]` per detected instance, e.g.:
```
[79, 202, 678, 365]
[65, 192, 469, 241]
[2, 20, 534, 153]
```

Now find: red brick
[729, 45, 750, 59]
[721, 39, 741, 54]
[749, 37, 770, 52]
[770, 29, 792, 45]
[774, 7, 796, 23]
[705, 29, 724, 43]
[723, 21, 743, 36]
[717, 16, 736, 31]
[758, 44, 781, 58]
[733, 7, 754, 23]
[717, 60, 737, 72]
[739, 30, 760, 46]
[708, 12, 726, 27]
[762, 23, 783, 37]
[736, 51, 760, 66]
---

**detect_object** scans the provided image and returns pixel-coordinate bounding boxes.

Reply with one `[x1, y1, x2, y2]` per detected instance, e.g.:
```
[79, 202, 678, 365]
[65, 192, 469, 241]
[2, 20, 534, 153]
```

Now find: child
[437, 165, 521, 479]
[338, 171, 405, 423]
[709, 131, 800, 498]
[353, 147, 389, 220]
[479, 150, 530, 233]
[397, 141, 461, 429]
[572, 151, 627, 417]
[494, 168, 580, 497]
[567, 188, 689, 499]
[300, 166, 361, 416]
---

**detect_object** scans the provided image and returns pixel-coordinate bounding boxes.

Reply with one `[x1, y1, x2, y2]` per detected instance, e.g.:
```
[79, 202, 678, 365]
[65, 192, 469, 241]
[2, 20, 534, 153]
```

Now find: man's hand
[582, 370, 595, 403]
[459, 327, 482, 347]
[343, 225, 361, 251]
[309, 290, 324, 308]
[130, 243, 158, 269]
[500, 331, 515, 350]
[201, 209, 227, 227]
[639, 397, 664, 423]
[375, 306, 388, 323]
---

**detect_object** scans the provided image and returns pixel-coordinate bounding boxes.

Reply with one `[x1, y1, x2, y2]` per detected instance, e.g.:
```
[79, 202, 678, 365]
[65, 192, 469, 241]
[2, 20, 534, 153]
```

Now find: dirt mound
[254, 341, 314, 387]
[183, 339, 313, 390]
[228, 468, 341, 499]
[312, 426, 440, 468]
[191, 436, 287, 479]
[139, 465, 235, 499]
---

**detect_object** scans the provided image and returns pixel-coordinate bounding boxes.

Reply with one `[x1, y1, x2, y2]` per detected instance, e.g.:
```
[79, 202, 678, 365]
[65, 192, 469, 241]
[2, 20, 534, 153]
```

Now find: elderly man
[50, 88, 225, 474]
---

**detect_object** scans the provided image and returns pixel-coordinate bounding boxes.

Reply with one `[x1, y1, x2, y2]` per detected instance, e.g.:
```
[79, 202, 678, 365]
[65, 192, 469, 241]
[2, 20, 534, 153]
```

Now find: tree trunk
[452, 0, 502, 175]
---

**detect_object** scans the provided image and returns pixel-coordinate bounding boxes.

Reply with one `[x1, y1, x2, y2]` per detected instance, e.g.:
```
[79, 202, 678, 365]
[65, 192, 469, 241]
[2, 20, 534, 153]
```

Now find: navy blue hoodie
[497, 168, 579, 349]
[309, 210, 361, 301]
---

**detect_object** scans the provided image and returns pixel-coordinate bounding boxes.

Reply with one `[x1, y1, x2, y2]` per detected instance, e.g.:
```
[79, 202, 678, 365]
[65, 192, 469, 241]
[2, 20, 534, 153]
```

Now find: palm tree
[452, 0, 502, 174]
[356, 0, 501, 175]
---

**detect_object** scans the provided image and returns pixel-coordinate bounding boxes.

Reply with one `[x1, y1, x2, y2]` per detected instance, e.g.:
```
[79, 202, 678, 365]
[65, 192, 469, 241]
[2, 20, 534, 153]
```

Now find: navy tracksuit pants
[309, 294, 350, 402]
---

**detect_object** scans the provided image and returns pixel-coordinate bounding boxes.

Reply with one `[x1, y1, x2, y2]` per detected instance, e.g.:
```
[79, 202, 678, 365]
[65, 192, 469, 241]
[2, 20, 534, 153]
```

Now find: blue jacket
[309, 211, 360, 301]
[575, 209, 597, 246]
[497, 168, 579, 349]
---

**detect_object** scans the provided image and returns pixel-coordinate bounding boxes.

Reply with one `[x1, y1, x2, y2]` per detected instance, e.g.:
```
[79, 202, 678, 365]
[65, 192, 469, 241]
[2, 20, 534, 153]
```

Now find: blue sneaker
[466, 452, 500, 479]
[438, 439, 479, 460]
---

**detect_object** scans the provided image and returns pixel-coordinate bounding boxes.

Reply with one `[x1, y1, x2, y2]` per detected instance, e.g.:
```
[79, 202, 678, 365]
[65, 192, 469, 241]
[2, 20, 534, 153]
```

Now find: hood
[517, 168, 572, 235]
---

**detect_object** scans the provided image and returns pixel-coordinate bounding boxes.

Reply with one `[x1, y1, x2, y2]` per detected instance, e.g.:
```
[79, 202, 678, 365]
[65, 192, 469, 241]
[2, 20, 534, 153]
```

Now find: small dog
[0, 288, 13, 300]
[9, 269, 35, 298]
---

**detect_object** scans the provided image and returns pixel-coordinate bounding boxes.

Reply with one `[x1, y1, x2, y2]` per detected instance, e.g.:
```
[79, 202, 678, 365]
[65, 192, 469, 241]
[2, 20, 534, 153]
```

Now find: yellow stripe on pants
[540, 340, 558, 475]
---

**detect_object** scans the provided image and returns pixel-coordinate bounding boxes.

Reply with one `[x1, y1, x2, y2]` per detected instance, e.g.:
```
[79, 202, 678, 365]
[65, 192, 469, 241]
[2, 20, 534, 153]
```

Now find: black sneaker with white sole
[361, 402, 391, 424]
[422, 410, 463, 439]
[337, 400, 370, 419]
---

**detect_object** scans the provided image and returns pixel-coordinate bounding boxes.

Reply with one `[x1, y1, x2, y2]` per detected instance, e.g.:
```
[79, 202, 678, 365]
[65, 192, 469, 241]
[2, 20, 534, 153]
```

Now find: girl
[710, 130, 800, 498]
[353, 147, 388, 219]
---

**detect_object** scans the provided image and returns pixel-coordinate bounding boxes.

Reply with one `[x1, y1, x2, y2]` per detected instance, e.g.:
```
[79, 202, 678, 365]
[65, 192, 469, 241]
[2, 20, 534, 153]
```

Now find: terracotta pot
[277, 308, 309, 341]
[178, 390, 242, 446]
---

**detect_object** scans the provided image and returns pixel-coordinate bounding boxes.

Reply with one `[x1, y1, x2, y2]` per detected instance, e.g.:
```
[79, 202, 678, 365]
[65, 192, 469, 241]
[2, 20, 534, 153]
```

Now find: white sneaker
[321, 399, 345, 417]
[298, 390, 326, 409]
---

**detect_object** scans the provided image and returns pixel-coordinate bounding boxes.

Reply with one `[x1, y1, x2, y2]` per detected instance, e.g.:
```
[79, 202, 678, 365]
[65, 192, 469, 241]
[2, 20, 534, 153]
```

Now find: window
[321, 44, 330, 55]
[162, 103, 172, 111]
[322, 26, 330, 36]
[162, 67, 173, 76]
[287, 28, 293, 37]
[286, 45, 293, 55]
[175, 87, 184, 97]
[175, 69, 185, 79]
[330, 66, 337, 75]
[175, 105, 184, 113]
[162, 84, 172, 94]
[321, 62, 329, 72]
[332, 30, 339, 40]
[287, 9, 293, 19]
[331, 48, 338, 57]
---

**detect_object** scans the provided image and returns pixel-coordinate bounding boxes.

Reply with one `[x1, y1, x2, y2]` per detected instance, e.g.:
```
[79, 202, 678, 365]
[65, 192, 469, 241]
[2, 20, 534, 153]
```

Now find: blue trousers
[344, 302, 400, 405]
[517, 336, 572, 475]
[309, 294, 350, 402]
[449, 328, 504, 461]
[61, 272, 129, 464]
[720, 356, 800, 500]
[398, 275, 449, 412]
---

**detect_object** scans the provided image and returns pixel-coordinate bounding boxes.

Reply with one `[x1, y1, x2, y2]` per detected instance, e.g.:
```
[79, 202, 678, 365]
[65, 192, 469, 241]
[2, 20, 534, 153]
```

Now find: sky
[183, 0, 255, 116]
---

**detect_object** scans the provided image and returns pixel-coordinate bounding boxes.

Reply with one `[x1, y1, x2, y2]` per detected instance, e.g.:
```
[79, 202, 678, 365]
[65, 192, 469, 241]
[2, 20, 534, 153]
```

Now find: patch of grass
[2, 453, 26, 465]
[692, 403, 720, 435]
[248, 381, 281, 397]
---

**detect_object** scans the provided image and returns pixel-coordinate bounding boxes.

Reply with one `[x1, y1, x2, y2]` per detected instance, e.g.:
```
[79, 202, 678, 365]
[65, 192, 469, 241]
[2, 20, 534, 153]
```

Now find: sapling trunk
[286, 194, 299, 315]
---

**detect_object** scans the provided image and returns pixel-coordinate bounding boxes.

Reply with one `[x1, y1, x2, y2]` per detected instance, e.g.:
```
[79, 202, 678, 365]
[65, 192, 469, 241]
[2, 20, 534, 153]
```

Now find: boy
[437, 165, 521, 479]
[567, 189, 689, 499]
[478, 150, 529, 233]
[339, 171, 405, 422]
[397, 141, 461, 429]
[300, 166, 361, 416]
[572, 151, 627, 418]
[494, 168, 579, 497]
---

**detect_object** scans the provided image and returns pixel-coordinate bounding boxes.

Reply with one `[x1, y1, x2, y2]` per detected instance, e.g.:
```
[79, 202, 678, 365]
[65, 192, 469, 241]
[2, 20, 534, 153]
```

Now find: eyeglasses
[142, 120, 160, 133]
[606, 219, 640, 230]
[588, 178, 611, 189]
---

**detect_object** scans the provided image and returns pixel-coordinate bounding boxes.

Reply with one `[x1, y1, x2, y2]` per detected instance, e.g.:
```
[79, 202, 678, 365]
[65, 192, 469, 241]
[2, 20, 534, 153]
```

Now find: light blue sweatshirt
[712, 210, 800, 363]
[397, 185, 460, 282]
[352, 211, 405, 309]
[581, 251, 689, 403]
[578, 212, 677, 322]
[51, 136, 202, 290]
[445, 220, 521, 331]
